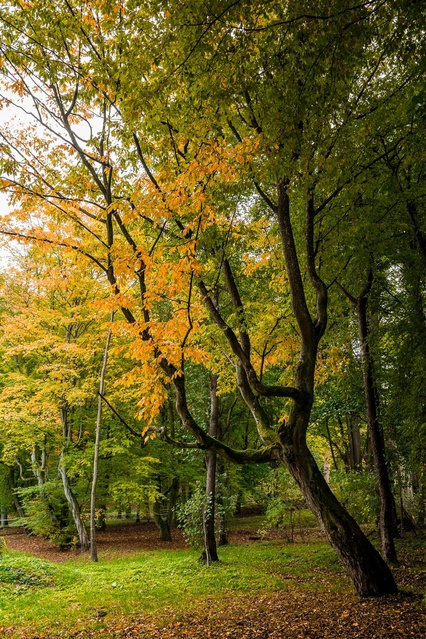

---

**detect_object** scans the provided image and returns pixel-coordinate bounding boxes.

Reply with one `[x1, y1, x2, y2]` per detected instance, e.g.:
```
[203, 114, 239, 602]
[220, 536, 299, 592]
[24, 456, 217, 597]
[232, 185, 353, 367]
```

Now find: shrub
[16, 481, 75, 548]
[330, 470, 379, 526]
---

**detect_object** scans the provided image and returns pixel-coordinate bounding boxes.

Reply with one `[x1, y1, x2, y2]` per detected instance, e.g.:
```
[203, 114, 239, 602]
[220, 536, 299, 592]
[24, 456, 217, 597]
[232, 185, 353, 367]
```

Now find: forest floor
[3, 518, 315, 561]
[1, 520, 426, 639]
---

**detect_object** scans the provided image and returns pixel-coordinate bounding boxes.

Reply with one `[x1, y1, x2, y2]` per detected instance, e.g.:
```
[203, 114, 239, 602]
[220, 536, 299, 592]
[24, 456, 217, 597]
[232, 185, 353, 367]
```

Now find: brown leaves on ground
[22, 589, 426, 639]
[2, 523, 188, 561]
[3, 521, 314, 562]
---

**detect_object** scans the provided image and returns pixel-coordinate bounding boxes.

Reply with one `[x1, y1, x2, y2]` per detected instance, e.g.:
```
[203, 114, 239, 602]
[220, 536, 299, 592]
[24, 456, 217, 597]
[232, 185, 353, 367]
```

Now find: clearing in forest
[1, 520, 425, 639]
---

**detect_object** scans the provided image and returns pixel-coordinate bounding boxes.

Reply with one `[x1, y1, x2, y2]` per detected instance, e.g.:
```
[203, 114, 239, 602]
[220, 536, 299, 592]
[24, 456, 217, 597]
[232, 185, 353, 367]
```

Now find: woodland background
[0, 0, 425, 619]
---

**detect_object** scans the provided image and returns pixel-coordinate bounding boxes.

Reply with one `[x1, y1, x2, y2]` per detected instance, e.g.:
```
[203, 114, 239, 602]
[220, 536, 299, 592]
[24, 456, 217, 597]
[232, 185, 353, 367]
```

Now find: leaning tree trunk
[279, 417, 398, 597]
[274, 185, 398, 596]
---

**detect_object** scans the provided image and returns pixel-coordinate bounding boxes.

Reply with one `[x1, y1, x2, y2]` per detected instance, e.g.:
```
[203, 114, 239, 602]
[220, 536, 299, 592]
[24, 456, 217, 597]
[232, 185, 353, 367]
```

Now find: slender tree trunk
[90, 318, 113, 562]
[8, 469, 26, 520]
[1, 506, 8, 527]
[201, 374, 220, 563]
[346, 415, 362, 471]
[217, 456, 229, 546]
[325, 417, 339, 471]
[153, 477, 179, 541]
[58, 453, 89, 551]
[406, 200, 426, 266]
[203, 448, 219, 563]
[356, 295, 398, 564]
[31, 438, 48, 488]
[167, 478, 179, 530]
[415, 468, 426, 526]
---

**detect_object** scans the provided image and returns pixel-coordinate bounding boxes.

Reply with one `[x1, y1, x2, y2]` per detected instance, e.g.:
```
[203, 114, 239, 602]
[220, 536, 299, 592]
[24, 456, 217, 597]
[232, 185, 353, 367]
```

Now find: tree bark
[90, 318, 113, 562]
[274, 184, 397, 595]
[356, 294, 398, 564]
[217, 455, 229, 546]
[58, 453, 89, 551]
[153, 477, 179, 541]
[346, 415, 362, 471]
[8, 468, 26, 520]
[1, 506, 8, 527]
[201, 374, 220, 563]
[280, 429, 398, 596]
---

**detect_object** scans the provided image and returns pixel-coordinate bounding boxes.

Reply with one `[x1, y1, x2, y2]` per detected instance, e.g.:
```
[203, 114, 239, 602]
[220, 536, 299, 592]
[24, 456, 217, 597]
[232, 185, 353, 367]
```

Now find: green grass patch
[0, 554, 56, 591]
[0, 539, 350, 638]
[228, 509, 318, 532]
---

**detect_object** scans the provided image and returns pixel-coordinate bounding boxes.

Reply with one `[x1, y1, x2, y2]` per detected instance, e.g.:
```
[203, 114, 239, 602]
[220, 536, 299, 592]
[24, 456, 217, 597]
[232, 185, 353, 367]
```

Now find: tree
[90, 312, 113, 561]
[1, 0, 422, 595]
[338, 268, 399, 564]
[0, 246, 108, 545]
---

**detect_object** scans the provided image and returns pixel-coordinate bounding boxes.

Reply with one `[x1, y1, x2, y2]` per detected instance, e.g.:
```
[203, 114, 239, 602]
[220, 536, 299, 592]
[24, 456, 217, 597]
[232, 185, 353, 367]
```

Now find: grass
[228, 509, 318, 532]
[0, 536, 350, 637]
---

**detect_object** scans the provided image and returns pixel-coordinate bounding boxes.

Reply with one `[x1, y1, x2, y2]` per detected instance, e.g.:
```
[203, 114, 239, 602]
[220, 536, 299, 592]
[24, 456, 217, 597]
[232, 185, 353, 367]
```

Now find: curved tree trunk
[192, 184, 399, 595]
[274, 186, 397, 596]
[280, 428, 398, 596]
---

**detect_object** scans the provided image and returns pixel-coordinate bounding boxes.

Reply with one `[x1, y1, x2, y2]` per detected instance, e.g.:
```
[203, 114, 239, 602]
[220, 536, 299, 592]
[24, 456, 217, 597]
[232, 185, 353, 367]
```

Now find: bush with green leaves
[176, 484, 210, 550]
[330, 470, 379, 526]
[17, 481, 76, 548]
[177, 479, 238, 550]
